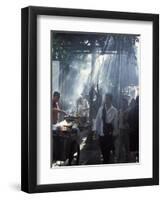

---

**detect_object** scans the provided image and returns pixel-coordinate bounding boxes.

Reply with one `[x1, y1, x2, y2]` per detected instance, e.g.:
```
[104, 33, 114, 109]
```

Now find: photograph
[51, 31, 140, 167]
[21, 6, 159, 193]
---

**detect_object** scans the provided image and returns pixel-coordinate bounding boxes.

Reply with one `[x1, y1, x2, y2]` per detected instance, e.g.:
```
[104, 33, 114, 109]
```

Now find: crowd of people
[52, 91, 139, 165]
[95, 93, 139, 164]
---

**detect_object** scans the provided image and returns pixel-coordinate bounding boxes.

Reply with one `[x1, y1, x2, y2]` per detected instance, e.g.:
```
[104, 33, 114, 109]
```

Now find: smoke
[52, 34, 140, 114]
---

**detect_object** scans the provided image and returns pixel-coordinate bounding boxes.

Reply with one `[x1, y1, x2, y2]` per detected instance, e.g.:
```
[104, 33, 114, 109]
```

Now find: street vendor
[52, 91, 67, 124]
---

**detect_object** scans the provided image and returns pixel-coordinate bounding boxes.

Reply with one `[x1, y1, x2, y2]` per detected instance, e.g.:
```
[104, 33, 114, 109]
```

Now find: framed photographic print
[21, 6, 159, 193]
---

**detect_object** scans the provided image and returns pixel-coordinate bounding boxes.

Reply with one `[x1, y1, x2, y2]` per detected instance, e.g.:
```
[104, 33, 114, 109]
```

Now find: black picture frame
[21, 6, 159, 193]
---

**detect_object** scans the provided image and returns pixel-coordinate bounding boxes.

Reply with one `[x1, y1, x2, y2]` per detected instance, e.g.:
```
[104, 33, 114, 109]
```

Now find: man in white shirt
[95, 93, 118, 164]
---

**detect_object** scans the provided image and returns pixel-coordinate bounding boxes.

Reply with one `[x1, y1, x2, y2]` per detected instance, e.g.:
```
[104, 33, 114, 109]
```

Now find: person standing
[128, 96, 139, 162]
[118, 98, 130, 162]
[95, 93, 118, 164]
[52, 91, 67, 124]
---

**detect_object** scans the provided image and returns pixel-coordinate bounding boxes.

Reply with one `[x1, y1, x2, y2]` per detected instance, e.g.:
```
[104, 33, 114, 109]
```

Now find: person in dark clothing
[118, 98, 130, 162]
[128, 96, 139, 161]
